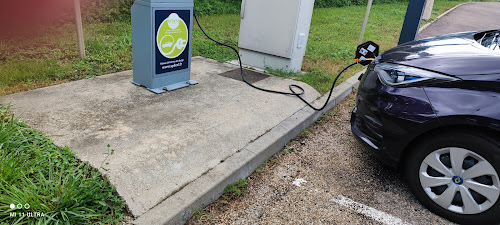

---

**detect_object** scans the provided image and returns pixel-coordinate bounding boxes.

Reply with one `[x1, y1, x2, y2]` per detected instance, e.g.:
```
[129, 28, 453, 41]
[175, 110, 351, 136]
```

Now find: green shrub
[314, 0, 409, 8]
[193, 0, 241, 15]
[82, 0, 135, 23]
[81, 0, 241, 22]
[79, 0, 416, 22]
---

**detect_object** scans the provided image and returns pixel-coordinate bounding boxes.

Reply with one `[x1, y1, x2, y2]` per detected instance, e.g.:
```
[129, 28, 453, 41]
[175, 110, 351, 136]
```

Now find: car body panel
[351, 30, 500, 168]
[379, 31, 500, 76]
[424, 76, 500, 132]
[352, 66, 442, 166]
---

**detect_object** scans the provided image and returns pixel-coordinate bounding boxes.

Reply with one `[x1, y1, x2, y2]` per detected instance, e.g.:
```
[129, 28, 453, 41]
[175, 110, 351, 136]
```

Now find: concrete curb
[133, 69, 366, 225]
[419, 2, 471, 33]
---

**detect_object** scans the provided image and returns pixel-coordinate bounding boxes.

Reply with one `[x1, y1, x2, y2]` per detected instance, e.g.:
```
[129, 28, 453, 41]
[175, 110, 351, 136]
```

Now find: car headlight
[374, 63, 460, 87]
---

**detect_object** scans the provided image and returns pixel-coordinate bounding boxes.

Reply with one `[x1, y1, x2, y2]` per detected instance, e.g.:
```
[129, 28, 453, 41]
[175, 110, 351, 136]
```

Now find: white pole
[359, 0, 373, 45]
[74, 0, 86, 59]
[422, 0, 434, 20]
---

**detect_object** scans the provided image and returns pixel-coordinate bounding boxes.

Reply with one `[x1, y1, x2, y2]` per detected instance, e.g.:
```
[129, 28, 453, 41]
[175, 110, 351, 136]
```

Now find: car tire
[405, 131, 500, 224]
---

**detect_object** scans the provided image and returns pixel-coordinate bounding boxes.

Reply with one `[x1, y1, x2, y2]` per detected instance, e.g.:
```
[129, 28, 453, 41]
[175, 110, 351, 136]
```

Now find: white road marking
[332, 195, 410, 225]
[292, 178, 307, 187]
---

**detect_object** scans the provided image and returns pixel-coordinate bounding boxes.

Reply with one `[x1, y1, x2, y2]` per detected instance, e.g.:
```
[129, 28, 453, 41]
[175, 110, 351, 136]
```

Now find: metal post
[74, 0, 86, 59]
[359, 0, 373, 45]
[422, 0, 434, 20]
[398, 0, 427, 45]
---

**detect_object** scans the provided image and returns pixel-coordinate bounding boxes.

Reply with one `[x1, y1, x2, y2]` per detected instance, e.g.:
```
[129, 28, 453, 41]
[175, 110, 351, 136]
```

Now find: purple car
[351, 30, 500, 224]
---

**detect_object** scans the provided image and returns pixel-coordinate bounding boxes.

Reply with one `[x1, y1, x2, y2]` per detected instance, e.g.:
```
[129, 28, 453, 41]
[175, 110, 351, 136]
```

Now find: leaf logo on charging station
[157, 13, 188, 59]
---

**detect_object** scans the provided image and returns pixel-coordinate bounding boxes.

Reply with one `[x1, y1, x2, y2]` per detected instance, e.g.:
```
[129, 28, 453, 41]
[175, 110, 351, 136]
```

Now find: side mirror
[355, 41, 379, 66]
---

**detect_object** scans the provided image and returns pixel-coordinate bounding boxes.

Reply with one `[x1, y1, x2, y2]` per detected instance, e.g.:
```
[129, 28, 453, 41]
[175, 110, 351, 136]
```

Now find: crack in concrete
[138, 104, 313, 217]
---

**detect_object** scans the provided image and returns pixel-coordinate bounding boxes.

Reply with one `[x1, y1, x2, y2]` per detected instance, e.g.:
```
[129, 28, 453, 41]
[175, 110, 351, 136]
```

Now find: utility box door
[238, 0, 301, 59]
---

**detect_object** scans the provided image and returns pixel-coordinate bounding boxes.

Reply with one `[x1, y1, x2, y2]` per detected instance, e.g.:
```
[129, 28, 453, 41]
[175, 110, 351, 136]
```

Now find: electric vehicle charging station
[131, 0, 197, 94]
[129, 0, 385, 110]
[238, 0, 315, 72]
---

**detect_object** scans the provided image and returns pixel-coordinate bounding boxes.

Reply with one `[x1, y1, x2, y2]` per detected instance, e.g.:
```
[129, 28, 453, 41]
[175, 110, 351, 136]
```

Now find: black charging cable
[193, 10, 359, 111]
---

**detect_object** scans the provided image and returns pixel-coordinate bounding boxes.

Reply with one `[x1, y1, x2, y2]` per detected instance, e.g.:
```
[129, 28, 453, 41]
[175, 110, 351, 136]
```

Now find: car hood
[379, 31, 500, 76]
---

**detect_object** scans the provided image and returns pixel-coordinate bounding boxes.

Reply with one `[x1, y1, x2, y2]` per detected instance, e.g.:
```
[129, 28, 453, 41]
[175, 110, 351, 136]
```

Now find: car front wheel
[405, 131, 500, 224]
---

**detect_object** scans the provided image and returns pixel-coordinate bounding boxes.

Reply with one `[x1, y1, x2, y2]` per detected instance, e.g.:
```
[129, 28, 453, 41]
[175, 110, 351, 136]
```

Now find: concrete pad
[418, 2, 500, 39]
[0, 56, 320, 217]
[132, 71, 363, 225]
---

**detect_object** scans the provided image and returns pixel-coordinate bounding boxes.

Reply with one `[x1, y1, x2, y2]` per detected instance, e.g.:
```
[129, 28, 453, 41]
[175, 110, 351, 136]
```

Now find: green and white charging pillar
[131, 0, 197, 94]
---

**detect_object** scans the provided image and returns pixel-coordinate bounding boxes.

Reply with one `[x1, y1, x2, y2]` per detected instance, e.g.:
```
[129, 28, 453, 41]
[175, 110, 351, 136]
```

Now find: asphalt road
[187, 93, 451, 224]
[418, 2, 500, 39]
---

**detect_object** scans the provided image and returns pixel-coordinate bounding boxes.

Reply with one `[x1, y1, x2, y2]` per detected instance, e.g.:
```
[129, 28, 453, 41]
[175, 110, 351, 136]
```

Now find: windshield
[475, 30, 500, 50]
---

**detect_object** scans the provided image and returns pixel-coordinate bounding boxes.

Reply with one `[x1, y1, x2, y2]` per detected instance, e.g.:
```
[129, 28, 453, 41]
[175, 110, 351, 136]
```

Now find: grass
[0, 21, 133, 96]
[223, 179, 248, 196]
[192, 208, 211, 222]
[0, 0, 471, 96]
[191, 178, 248, 222]
[0, 106, 128, 224]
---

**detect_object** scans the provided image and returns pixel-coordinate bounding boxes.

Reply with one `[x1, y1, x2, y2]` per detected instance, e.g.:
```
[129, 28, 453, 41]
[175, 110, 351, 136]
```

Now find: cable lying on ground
[193, 10, 361, 111]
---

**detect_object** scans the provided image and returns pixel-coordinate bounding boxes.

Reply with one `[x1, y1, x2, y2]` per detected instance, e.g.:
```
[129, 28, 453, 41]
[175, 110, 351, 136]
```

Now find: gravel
[186, 93, 452, 225]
